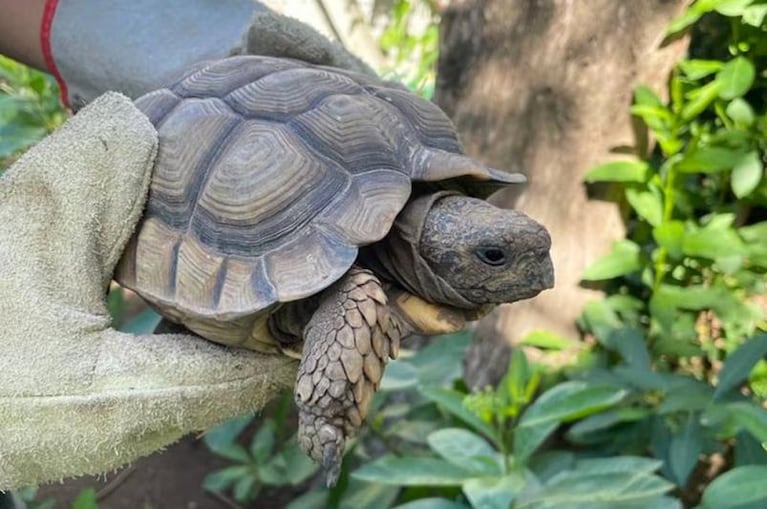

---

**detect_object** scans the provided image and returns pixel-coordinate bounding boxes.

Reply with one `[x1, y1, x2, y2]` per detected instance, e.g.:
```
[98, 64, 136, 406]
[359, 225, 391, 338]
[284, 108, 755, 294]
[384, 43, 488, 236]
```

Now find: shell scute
[173, 56, 307, 98]
[368, 87, 463, 153]
[225, 67, 363, 121]
[288, 94, 408, 174]
[146, 98, 241, 229]
[192, 121, 350, 257]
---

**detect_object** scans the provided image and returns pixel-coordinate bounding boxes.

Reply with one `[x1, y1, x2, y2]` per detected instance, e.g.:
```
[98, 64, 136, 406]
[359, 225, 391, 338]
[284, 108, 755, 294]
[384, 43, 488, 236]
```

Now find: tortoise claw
[322, 439, 343, 487]
[297, 414, 345, 487]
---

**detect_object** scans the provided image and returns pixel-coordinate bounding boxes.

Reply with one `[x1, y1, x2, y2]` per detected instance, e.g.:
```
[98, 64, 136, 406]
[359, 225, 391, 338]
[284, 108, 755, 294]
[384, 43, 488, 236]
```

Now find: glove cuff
[45, 0, 266, 108]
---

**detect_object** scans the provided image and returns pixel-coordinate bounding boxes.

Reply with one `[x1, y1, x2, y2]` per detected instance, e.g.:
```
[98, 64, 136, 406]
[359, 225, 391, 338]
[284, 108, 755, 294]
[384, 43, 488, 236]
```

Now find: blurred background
[4, 1, 767, 508]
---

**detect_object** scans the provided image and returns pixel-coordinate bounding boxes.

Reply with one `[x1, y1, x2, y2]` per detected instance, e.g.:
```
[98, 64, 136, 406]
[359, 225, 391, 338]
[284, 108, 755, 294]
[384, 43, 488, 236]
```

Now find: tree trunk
[435, 0, 690, 387]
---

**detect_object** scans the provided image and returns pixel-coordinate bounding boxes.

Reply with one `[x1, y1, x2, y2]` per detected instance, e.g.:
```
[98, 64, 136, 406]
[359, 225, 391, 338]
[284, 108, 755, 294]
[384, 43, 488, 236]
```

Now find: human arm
[0, 0, 47, 70]
[0, 0, 374, 109]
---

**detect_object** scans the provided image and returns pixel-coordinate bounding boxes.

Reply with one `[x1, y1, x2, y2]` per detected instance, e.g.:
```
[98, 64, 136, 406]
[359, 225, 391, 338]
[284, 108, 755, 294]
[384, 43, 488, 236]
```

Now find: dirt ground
[37, 434, 303, 509]
[39, 435, 232, 509]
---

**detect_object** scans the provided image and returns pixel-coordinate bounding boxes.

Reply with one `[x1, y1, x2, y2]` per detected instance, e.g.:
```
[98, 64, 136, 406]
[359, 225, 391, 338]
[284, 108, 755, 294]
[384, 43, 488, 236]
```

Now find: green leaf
[463, 473, 527, 509]
[716, 57, 756, 100]
[600, 327, 651, 367]
[506, 348, 533, 408]
[731, 151, 763, 198]
[668, 413, 702, 486]
[580, 299, 622, 341]
[681, 80, 721, 120]
[520, 468, 674, 508]
[678, 59, 725, 80]
[575, 456, 663, 476]
[257, 458, 289, 486]
[652, 284, 727, 312]
[626, 185, 663, 226]
[233, 473, 259, 502]
[682, 224, 746, 260]
[726, 98, 755, 126]
[389, 419, 441, 444]
[213, 444, 252, 463]
[278, 439, 321, 485]
[420, 387, 499, 445]
[677, 146, 746, 173]
[351, 455, 474, 486]
[339, 479, 400, 509]
[715, 334, 767, 399]
[613, 365, 669, 392]
[727, 402, 767, 443]
[634, 85, 665, 107]
[743, 4, 767, 25]
[653, 221, 685, 259]
[567, 408, 651, 441]
[72, 488, 98, 509]
[204, 415, 253, 456]
[515, 382, 629, 457]
[285, 490, 329, 509]
[734, 430, 767, 466]
[518, 330, 574, 350]
[427, 428, 501, 476]
[667, 8, 704, 35]
[513, 421, 559, 464]
[0, 125, 47, 157]
[393, 499, 470, 509]
[528, 451, 575, 482]
[657, 378, 715, 415]
[519, 381, 627, 428]
[380, 360, 419, 391]
[250, 419, 276, 463]
[701, 465, 767, 508]
[407, 331, 472, 387]
[203, 465, 252, 492]
[715, 0, 755, 16]
[584, 160, 649, 183]
[582, 240, 642, 280]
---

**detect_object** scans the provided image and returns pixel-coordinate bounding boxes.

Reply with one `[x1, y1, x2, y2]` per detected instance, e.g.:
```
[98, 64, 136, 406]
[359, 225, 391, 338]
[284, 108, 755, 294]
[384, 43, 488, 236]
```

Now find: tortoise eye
[476, 246, 507, 266]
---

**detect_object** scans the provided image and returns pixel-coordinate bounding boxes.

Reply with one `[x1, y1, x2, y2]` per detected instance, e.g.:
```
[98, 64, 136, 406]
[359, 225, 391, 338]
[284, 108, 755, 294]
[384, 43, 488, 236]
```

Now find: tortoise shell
[115, 56, 523, 348]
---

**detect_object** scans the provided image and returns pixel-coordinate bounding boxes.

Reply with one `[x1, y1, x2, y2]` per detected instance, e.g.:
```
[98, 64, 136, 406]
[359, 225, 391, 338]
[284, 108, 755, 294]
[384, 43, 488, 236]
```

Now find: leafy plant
[575, 0, 767, 506]
[352, 347, 676, 509]
[202, 397, 318, 505]
[583, 0, 767, 361]
[0, 56, 66, 170]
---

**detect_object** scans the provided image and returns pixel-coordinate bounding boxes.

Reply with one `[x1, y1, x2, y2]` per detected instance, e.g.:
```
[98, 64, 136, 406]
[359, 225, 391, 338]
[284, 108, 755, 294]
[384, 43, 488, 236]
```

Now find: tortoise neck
[362, 192, 477, 310]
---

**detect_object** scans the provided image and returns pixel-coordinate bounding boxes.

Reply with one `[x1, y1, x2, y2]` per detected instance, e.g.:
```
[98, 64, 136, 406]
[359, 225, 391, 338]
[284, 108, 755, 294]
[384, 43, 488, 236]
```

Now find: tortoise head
[419, 195, 554, 305]
[370, 193, 554, 309]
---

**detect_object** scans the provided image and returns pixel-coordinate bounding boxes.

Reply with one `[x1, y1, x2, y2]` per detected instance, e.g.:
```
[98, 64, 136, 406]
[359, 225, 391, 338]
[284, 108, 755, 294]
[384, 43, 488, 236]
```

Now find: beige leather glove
[0, 93, 296, 490]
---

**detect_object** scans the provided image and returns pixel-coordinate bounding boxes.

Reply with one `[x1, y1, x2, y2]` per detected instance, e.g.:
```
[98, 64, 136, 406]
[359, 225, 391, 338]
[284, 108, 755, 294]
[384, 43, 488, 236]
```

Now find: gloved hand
[46, 0, 375, 109]
[0, 93, 297, 490]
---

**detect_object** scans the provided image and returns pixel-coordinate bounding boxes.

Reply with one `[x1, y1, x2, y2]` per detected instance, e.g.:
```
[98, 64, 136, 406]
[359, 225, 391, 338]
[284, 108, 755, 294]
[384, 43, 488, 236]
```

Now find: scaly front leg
[295, 267, 401, 486]
[294, 267, 490, 486]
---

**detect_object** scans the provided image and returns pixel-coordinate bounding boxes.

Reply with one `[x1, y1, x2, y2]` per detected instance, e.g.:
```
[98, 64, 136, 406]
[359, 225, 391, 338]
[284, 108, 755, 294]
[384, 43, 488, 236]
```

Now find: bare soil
[37, 433, 305, 509]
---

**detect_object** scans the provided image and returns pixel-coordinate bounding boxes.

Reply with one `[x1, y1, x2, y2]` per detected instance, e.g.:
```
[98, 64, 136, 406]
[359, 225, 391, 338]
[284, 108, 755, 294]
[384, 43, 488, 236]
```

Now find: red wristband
[40, 0, 69, 107]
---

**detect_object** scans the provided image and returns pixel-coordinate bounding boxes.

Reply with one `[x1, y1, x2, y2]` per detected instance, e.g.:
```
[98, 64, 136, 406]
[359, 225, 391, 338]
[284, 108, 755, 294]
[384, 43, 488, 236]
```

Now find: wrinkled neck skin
[361, 191, 479, 310]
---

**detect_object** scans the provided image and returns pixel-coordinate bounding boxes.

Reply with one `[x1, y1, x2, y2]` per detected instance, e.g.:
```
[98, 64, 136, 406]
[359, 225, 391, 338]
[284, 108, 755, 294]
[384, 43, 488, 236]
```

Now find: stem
[653, 125, 683, 292]
[653, 168, 676, 292]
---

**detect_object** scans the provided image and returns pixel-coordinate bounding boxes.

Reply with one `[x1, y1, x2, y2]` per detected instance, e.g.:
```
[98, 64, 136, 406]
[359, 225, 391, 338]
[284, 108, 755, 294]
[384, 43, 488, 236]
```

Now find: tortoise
[115, 55, 554, 484]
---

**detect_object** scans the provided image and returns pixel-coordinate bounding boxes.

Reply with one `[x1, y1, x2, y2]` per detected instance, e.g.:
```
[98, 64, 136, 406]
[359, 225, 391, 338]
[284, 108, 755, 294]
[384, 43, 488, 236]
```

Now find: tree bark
[435, 0, 690, 387]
